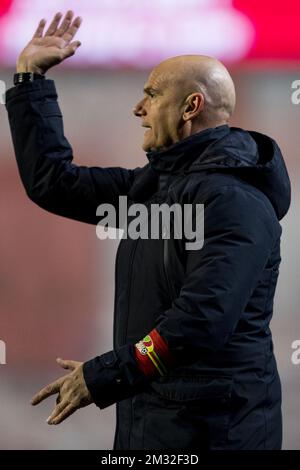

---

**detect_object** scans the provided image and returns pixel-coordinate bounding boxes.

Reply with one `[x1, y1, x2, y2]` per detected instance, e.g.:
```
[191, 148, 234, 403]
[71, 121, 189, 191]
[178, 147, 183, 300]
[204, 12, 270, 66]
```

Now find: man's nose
[133, 99, 146, 117]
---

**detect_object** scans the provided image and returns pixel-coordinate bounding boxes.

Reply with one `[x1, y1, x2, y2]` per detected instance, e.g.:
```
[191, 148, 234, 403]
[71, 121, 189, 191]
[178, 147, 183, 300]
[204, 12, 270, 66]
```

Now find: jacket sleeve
[82, 184, 281, 409]
[5, 79, 142, 225]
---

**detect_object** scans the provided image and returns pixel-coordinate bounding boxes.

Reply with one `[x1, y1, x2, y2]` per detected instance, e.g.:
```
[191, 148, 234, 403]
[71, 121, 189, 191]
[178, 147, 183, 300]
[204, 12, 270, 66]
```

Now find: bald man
[6, 11, 290, 450]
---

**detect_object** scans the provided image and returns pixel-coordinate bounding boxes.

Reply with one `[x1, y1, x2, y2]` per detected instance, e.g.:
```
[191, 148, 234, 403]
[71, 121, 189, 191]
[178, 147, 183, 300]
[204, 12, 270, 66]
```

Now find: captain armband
[134, 328, 176, 378]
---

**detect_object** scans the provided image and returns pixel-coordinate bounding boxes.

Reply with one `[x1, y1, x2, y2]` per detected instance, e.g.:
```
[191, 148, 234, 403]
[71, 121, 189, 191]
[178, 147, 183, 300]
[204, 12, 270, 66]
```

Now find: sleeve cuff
[82, 344, 150, 409]
[5, 79, 57, 104]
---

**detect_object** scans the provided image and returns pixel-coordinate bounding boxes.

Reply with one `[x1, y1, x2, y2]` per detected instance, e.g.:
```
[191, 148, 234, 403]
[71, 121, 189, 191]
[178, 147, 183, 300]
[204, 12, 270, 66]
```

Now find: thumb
[56, 357, 79, 370]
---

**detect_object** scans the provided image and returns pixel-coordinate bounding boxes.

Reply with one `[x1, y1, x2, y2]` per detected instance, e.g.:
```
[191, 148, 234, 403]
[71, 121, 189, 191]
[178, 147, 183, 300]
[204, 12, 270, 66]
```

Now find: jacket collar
[145, 124, 230, 173]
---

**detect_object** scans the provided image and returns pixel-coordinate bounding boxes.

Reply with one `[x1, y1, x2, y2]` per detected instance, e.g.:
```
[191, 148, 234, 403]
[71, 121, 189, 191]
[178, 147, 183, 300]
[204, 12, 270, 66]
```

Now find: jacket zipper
[163, 237, 178, 303]
[122, 238, 139, 345]
[113, 240, 122, 349]
[159, 173, 179, 304]
[112, 239, 122, 449]
[123, 238, 139, 449]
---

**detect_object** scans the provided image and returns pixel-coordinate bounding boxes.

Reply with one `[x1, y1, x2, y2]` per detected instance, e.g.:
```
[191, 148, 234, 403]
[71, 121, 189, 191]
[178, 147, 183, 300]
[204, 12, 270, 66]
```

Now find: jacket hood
[145, 125, 291, 221]
[188, 126, 291, 220]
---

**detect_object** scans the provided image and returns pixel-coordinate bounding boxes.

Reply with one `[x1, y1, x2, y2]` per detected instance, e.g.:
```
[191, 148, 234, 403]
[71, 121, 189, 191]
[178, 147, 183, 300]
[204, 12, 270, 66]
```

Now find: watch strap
[14, 72, 45, 86]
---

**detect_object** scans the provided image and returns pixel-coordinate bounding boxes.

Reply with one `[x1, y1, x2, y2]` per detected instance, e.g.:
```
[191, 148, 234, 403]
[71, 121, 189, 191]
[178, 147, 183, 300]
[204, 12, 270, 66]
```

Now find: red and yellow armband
[134, 328, 176, 378]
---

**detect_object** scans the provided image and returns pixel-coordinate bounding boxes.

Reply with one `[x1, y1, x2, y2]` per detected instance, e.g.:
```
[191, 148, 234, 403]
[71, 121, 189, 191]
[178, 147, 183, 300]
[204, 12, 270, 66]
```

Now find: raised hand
[31, 357, 93, 425]
[17, 10, 82, 74]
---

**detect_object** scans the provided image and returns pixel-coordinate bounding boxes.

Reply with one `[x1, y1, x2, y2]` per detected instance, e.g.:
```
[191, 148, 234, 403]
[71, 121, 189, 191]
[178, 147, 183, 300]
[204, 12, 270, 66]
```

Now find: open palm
[17, 10, 82, 74]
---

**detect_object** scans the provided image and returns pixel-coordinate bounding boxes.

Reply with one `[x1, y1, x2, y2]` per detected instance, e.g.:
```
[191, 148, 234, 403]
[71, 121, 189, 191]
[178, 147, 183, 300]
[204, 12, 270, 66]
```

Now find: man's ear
[182, 93, 204, 122]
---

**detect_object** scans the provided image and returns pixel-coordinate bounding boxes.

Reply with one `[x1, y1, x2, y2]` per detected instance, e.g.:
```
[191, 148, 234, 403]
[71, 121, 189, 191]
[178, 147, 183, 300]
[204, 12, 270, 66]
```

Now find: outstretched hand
[31, 358, 93, 425]
[17, 10, 82, 74]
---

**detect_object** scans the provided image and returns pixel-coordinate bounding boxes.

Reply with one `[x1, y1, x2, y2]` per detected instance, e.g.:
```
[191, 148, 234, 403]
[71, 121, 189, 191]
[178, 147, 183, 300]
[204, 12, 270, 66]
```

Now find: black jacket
[6, 79, 291, 450]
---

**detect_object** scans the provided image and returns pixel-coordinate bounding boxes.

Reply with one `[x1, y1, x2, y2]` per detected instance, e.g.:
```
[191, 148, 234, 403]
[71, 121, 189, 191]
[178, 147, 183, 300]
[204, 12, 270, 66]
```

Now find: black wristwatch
[13, 72, 45, 86]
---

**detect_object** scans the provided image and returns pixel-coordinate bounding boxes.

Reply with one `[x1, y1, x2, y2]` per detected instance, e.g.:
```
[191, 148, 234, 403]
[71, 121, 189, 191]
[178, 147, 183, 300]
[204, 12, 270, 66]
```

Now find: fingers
[47, 401, 76, 425]
[54, 10, 74, 38]
[61, 16, 83, 44]
[32, 11, 82, 51]
[56, 357, 81, 371]
[69, 41, 82, 53]
[60, 41, 81, 61]
[44, 12, 63, 36]
[31, 379, 61, 406]
[33, 18, 46, 39]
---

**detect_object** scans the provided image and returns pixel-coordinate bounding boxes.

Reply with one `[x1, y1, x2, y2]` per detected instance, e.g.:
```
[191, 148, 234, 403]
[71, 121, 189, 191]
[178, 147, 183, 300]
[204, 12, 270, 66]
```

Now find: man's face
[133, 67, 185, 152]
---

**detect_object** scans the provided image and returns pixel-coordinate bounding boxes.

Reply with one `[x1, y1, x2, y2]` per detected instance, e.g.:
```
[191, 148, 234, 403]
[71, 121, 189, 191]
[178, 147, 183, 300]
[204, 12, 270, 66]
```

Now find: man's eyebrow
[143, 86, 160, 95]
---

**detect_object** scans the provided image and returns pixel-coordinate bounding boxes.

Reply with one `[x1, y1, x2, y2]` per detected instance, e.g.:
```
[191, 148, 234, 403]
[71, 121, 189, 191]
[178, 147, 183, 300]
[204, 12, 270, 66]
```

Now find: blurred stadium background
[0, 0, 299, 449]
